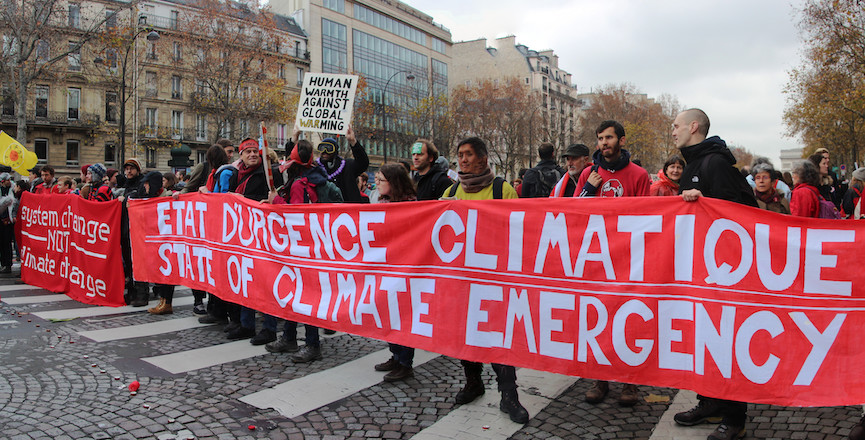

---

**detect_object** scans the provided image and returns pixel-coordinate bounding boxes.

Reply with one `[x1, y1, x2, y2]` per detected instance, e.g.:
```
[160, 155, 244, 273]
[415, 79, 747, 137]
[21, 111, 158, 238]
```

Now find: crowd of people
[5, 108, 864, 440]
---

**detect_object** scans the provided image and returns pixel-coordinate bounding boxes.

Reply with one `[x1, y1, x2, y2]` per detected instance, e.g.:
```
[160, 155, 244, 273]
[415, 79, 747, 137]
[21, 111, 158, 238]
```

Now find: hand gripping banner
[128, 193, 865, 407]
[18, 192, 124, 306]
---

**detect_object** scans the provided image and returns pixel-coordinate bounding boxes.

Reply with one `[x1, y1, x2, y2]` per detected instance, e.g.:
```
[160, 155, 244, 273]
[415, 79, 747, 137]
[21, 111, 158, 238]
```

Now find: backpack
[841, 187, 861, 219]
[525, 166, 562, 198]
[289, 177, 319, 204]
[807, 187, 841, 219]
[446, 177, 506, 199]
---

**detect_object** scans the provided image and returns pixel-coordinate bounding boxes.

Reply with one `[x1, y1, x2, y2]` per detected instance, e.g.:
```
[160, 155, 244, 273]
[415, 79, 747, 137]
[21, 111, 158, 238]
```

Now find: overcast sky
[402, 0, 806, 167]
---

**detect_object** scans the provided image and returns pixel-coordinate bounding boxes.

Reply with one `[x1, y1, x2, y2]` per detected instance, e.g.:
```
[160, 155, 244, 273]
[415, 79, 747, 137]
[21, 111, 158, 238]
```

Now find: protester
[521, 142, 565, 198]
[128, 171, 177, 315]
[578, 121, 650, 407]
[841, 167, 865, 219]
[0, 173, 14, 273]
[650, 156, 685, 196]
[577, 121, 651, 199]
[263, 139, 343, 361]
[183, 139, 234, 195]
[751, 163, 790, 214]
[745, 157, 790, 200]
[86, 164, 113, 202]
[315, 126, 369, 202]
[790, 160, 822, 218]
[162, 172, 178, 192]
[196, 145, 235, 323]
[550, 144, 591, 197]
[56, 177, 74, 195]
[119, 158, 145, 306]
[356, 174, 370, 202]
[34, 166, 61, 194]
[27, 166, 42, 192]
[371, 163, 418, 381]
[515, 168, 527, 196]
[411, 139, 452, 200]
[224, 138, 271, 341]
[808, 149, 842, 208]
[672, 108, 756, 440]
[440, 136, 529, 424]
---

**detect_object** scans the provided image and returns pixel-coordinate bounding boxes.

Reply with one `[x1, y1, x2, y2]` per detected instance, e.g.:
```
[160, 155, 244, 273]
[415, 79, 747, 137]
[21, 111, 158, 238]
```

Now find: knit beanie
[88, 163, 107, 181]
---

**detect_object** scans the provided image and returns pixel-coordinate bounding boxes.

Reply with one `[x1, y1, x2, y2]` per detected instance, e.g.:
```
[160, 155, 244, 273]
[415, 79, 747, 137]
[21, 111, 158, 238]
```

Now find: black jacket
[319, 141, 369, 203]
[522, 159, 565, 198]
[414, 161, 452, 201]
[230, 163, 269, 202]
[679, 136, 757, 207]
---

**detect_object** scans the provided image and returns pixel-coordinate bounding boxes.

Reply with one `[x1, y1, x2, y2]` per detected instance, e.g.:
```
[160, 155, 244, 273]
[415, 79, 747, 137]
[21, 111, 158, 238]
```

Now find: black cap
[562, 144, 590, 158]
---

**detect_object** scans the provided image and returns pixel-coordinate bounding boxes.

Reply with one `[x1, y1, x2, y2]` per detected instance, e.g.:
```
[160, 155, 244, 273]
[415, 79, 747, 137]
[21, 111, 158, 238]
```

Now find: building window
[353, 3, 426, 46]
[35, 86, 48, 118]
[196, 114, 206, 140]
[171, 76, 182, 99]
[277, 123, 287, 145]
[1, 88, 13, 116]
[321, 18, 347, 74]
[147, 41, 157, 60]
[238, 119, 248, 138]
[196, 149, 206, 164]
[66, 140, 79, 166]
[145, 72, 157, 97]
[296, 68, 304, 87]
[104, 143, 116, 166]
[173, 42, 182, 61]
[145, 108, 157, 137]
[105, 10, 117, 29]
[68, 4, 80, 28]
[36, 40, 49, 64]
[170, 10, 179, 29]
[278, 63, 285, 79]
[322, 0, 344, 13]
[432, 37, 446, 54]
[34, 139, 48, 164]
[68, 42, 81, 71]
[105, 91, 117, 122]
[67, 88, 80, 120]
[146, 147, 157, 168]
[171, 110, 183, 139]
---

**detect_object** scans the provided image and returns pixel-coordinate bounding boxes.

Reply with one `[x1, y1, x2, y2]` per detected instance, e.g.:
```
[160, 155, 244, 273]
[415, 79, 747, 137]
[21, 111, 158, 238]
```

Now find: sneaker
[198, 314, 228, 325]
[250, 329, 277, 346]
[226, 326, 255, 340]
[618, 383, 639, 407]
[291, 345, 322, 363]
[674, 399, 723, 426]
[374, 357, 399, 372]
[707, 423, 745, 440]
[265, 336, 299, 353]
[383, 364, 413, 382]
[192, 303, 207, 315]
[585, 380, 609, 404]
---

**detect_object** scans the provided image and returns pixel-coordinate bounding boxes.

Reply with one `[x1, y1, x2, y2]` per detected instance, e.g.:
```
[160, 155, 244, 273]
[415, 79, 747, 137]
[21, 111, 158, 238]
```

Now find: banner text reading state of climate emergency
[128, 193, 865, 406]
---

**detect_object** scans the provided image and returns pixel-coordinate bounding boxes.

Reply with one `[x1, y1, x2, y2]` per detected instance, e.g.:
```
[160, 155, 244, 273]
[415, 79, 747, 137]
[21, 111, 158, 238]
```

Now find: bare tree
[0, 0, 137, 143]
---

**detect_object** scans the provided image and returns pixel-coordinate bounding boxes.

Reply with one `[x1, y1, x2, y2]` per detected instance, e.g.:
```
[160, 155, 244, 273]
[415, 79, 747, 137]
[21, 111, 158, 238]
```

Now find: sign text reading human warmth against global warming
[295, 73, 358, 135]
[127, 193, 865, 406]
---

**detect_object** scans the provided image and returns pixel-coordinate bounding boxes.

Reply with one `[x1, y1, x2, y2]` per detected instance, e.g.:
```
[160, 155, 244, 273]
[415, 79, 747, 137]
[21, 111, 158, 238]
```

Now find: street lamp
[381, 70, 414, 164]
[94, 18, 159, 165]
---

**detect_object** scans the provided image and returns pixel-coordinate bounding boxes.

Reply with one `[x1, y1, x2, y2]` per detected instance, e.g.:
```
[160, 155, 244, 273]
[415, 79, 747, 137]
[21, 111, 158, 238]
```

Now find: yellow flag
[0, 131, 39, 175]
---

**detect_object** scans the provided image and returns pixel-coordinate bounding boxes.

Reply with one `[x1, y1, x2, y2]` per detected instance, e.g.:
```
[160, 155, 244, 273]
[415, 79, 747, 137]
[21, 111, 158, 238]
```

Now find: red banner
[128, 193, 865, 407]
[18, 192, 124, 306]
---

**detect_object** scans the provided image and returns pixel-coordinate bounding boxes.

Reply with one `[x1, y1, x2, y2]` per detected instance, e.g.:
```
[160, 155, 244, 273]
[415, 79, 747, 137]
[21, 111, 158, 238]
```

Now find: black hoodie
[679, 136, 757, 207]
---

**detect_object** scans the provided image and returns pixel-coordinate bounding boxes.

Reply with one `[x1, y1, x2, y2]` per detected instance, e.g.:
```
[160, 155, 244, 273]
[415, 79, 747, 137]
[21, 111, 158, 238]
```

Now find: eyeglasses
[374, 176, 387, 183]
[317, 141, 337, 154]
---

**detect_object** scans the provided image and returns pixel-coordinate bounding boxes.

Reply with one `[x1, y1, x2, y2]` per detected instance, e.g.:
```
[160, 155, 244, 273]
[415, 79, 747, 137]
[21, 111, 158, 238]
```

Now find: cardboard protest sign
[295, 73, 358, 135]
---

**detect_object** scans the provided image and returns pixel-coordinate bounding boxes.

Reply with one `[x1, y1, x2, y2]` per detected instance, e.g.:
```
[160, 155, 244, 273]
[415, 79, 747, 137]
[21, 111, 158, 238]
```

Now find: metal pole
[381, 70, 413, 165]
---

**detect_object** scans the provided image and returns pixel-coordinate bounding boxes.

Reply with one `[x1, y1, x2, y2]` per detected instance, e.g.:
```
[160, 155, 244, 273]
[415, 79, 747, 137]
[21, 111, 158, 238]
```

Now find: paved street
[0, 267, 861, 440]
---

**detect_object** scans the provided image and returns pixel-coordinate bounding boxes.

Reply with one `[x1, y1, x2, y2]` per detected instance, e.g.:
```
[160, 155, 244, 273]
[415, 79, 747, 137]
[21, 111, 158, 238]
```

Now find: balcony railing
[1, 111, 99, 127]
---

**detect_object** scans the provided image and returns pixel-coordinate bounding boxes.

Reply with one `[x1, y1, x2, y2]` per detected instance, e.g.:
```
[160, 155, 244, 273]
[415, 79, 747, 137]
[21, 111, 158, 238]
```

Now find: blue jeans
[388, 343, 415, 367]
[261, 315, 319, 348]
[240, 306, 256, 330]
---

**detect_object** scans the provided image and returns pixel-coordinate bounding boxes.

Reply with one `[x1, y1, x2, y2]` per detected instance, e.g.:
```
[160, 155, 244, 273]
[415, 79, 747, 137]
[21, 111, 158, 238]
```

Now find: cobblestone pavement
[0, 271, 860, 440]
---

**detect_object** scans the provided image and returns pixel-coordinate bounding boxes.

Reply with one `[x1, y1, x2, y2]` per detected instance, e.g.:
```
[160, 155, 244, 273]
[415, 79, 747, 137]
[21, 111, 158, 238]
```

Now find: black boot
[130, 283, 149, 307]
[455, 368, 485, 404]
[500, 389, 529, 424]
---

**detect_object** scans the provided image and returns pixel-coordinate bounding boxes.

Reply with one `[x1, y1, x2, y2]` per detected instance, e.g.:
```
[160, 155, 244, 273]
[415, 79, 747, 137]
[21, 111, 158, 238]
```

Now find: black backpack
[525, 166, 561, 198]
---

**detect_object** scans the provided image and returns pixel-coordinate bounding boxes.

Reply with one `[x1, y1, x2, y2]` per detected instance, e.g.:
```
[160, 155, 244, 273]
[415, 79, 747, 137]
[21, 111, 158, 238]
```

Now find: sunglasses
[317, 141, 337, 154]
